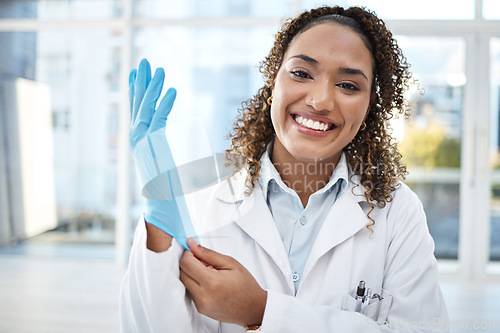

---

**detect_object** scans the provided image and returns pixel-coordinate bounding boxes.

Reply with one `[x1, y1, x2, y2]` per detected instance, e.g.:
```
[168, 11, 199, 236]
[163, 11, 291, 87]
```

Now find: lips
[292, 114, 336, 132]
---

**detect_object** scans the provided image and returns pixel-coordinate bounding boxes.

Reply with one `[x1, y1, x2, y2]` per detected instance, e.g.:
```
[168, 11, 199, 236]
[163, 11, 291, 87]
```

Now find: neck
[270, 146, 340, 207]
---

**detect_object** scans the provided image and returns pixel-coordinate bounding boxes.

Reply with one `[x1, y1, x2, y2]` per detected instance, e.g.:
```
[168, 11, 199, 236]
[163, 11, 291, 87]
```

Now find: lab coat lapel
[303, 181, 369, 278]
[215, 175, 293, 290]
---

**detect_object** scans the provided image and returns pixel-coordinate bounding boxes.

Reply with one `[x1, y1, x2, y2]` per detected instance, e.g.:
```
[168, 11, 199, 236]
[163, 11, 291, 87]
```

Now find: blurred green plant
[399, 123, 461, 168]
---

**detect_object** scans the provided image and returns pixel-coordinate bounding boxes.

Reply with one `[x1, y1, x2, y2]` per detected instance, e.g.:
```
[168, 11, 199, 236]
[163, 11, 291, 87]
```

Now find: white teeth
[294, 115, 331, 131]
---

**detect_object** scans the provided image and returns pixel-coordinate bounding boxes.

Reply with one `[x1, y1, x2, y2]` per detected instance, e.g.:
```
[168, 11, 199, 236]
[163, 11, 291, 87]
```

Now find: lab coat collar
[259, 149, 350, 203]
[215, 162, 366, 204]
[216, 171, 295, 292]
[215, 169, 370, 293]
[216, 169, 249, 203]
[302, 176, 370, 279]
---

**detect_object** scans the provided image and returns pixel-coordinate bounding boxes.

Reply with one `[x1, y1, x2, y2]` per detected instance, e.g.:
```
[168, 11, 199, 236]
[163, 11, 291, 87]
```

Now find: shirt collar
[258, 144, 349, 202]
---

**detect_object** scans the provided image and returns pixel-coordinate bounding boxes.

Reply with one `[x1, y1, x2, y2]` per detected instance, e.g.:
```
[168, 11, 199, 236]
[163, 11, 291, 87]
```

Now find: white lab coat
[120, 170, 449, 332]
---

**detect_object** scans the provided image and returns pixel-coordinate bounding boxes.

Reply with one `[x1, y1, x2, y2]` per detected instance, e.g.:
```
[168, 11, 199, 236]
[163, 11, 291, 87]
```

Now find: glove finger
[150, 87, 177, 133]
[128, 69, 137, 121]
[133, 59, 152, 124]
[136, 67, 165, 128]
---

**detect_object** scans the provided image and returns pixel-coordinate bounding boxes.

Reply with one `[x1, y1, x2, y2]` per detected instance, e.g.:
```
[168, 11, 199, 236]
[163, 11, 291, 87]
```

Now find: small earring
[360, 121, 367, 131]
[267, 96, 273, 105]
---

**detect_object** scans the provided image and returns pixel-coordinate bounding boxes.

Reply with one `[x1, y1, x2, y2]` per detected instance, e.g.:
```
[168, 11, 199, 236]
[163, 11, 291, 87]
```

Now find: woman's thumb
[187, 238, 229, 269]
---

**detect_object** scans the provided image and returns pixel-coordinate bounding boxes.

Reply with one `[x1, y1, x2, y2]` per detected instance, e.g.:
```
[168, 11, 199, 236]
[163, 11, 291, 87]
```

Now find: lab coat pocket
[341, 289, 393, 324]
[371, 289, 393, 324]
[341, 293, 358, 312]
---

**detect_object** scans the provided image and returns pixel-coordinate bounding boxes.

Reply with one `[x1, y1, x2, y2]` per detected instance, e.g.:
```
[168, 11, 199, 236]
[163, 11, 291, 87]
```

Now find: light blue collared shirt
[258, 146, 348, 294]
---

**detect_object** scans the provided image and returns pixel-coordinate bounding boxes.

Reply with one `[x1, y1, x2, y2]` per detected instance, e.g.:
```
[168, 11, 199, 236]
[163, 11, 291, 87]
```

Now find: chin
[291, 149, 338, 163]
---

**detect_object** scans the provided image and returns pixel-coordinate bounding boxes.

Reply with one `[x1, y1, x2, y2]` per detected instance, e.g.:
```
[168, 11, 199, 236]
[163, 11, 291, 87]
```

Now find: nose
[306, 79, 335, 113]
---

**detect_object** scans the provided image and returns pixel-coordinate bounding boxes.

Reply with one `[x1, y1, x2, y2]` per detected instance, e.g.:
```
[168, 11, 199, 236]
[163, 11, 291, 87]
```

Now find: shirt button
[292, 273, 300, 282]
[299, 216, 307, 225]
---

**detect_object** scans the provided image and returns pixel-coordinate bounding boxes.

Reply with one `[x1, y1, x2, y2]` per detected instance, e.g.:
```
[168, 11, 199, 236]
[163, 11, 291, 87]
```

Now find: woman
[121, 5, 449, 332]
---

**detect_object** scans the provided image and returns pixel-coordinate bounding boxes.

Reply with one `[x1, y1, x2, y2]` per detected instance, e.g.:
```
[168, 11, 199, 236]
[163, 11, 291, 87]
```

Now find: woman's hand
[179, 238, 267, 327]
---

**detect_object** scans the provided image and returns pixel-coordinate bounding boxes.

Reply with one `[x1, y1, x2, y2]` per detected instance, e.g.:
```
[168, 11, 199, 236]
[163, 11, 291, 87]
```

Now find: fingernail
[187, 237, 199, 248]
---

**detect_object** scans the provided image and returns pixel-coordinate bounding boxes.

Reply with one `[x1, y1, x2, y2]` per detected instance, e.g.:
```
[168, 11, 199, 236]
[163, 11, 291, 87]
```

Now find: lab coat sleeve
[260, 186, 449, 333]
[119, 218, 206, 333]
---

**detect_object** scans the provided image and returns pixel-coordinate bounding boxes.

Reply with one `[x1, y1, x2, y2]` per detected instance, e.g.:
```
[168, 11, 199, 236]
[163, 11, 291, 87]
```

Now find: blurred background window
[490, 38, 500, 262]
[132, 26, 275, 150]
[0, 0, 121, 19]
[302, 0, 475, 20]
[133, 0, 296, 18]
[0, 28, 120, 259]
[397, 37, 465, 260]
[484, 0, 500, 20]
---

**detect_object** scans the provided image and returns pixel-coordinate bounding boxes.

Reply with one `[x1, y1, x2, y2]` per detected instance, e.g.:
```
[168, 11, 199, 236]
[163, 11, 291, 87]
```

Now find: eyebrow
[289, 54, 318, 64]
[289, 54, 369, 82]
[339, 67, 369, 82]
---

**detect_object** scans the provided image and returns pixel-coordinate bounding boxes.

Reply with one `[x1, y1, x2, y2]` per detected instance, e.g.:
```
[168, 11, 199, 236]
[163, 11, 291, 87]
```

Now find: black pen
[355, 281, 365, 312]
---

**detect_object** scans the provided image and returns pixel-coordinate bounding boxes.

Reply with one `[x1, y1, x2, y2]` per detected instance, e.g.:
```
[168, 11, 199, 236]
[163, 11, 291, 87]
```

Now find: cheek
[271, 71, 297, 106]
[352, 98, 371, 118]
[269, 105, 276, 126]
[269, 103, 285, 134]
[268, 103, 279, 130]
[343, 101, 370, 130]
[270, 89, 288, 121]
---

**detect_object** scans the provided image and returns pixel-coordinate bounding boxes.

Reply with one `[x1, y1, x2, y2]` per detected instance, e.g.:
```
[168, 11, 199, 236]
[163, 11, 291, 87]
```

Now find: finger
[179, 249, 214, 283]
[188, 238, 231, 269]
[179, 272, 202, 310]
[128, 69, 137, 121]
[136, 67, 165, 130]
[133, 58, 151, 124]
[179, 265, 201, 290]
[150, 87, 176, 133]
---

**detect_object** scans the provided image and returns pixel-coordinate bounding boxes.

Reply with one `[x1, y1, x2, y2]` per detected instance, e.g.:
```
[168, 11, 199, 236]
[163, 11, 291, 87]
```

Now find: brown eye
[291, 70, 312, 79]
[338, 82, 360, 91]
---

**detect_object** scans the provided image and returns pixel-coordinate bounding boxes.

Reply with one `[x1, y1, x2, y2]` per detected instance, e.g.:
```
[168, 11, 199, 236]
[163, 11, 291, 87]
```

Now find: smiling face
[270, 22, 374, 166]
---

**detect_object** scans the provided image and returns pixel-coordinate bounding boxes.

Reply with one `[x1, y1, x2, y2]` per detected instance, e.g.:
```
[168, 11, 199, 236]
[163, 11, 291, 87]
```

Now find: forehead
[285, 22, 374, 75]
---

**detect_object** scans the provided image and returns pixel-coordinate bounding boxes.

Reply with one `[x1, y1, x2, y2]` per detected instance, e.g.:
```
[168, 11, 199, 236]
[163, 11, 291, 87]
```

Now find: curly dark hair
[226, 6, 411, 222]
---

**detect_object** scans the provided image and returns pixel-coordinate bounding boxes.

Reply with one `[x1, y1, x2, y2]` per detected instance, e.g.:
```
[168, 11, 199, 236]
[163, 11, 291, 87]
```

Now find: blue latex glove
[129, 58, 195, 250]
